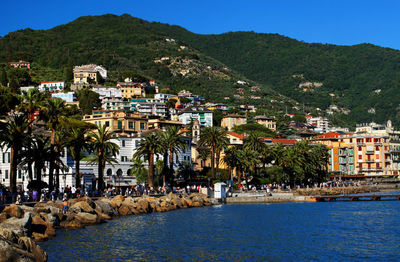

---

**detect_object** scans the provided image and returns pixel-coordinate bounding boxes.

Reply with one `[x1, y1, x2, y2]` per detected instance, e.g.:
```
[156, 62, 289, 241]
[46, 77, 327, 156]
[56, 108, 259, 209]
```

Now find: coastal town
[3, 4, 400, 261]
[0, 61, 399, 200]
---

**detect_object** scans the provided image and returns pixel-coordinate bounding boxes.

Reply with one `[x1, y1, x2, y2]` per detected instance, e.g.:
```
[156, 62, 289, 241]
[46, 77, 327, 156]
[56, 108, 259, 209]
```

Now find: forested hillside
[1, 14, 400, 127]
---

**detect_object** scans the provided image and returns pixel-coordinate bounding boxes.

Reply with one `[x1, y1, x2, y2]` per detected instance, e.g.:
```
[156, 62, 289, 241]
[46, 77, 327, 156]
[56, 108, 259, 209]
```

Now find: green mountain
[1, 14, 400, 127]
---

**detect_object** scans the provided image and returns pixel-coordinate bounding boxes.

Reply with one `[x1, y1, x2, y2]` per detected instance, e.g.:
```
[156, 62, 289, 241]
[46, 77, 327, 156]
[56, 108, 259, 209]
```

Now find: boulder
[60, 219, 84, 229]
[0, 235, 48, 262]
[18, 236, 48, 262]
[74, 212, 99, 225]
[3, 204, 24, 218]
[191, 201, 203, 207]
[94, 210, 111, 220]
[137, 199, 151, 213]
[110, 195, 125, 209]
[32, 232, 48, 242]
[71, 201, 94, 214]
[118, 205, 132, 216]
[94, 200, 115, 217]
[3, 212, 32, 231]
[0, 212, 10, 223]
[31, 215, 48, 235]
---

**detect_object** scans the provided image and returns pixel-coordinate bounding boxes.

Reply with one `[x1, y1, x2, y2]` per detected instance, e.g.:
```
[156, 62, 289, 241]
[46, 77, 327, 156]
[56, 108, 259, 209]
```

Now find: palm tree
[133, 132, 162, 188]
[129, 159, 148, 185]
[198, 127, 229, 179]
[159, 126, 187, 185]
[19, 134, 52, 191]
[18, 89, 47, 181]
[88, 125, 120, 191]
[223, 146, 240, 181]
[0, 114, 30, 194]
[65, 126, 92, 188]
[40, 98, 66, 191]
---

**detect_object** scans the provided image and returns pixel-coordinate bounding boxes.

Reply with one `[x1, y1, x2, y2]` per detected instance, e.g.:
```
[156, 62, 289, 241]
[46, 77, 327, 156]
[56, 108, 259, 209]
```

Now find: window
[140, 123, 145, 130]
[128, 121, 133, 129]
[5, 170, 8, 179]
[122, 140, 125, 147]
[118, 121, 122, 129]
[105, 121, 109, 127]
[376, 163, 380, 168]
[376, 154, 380, 159]
[358, 155, 362, 160]
[376, 146, 379, 151]
[18, 170, 21, 179]
[358, 146, 362, 151]
[350, 138, 353, 143]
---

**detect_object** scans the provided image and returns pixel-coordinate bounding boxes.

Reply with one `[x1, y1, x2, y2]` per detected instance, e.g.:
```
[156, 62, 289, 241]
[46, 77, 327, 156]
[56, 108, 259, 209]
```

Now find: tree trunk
[216, 149, 220, 170]
[55, 164, 60, 190]
[169, 150, 174, 185]
[48, 129, 56, 191]
[27, 162, 33, 182]
[148, 153, 154, 188]
[162, 151, 168, 186]
[75, 149, 81, 189]
[210, 146, 215, 179]
[10, 147, 17, 194]
[237, 169, 242, 186]
[98, 151, 104, 192]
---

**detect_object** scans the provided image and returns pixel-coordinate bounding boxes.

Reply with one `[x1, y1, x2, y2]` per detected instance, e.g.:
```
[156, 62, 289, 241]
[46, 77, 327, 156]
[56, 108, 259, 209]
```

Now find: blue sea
[40, 201, 400, 261]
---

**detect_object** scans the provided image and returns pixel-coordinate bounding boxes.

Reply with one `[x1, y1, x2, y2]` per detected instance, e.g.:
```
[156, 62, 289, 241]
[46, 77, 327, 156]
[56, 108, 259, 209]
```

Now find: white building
[306, 116, 330, 133]
[154, 93, 175, 103]
[92, 86, 122, 99]
[178, 106, 213, 127]
[135, 102, 167, 118]
[39, 81, 65, 92]
[52, 92, 76, 103]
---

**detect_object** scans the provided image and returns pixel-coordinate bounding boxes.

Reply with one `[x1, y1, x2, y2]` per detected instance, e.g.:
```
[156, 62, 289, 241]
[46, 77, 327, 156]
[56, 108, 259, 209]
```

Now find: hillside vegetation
[1, 14, 400, 127]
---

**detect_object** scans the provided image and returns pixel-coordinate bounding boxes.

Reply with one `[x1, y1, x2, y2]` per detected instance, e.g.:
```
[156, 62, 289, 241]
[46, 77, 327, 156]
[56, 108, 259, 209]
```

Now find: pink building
[9, 60, 30, 69]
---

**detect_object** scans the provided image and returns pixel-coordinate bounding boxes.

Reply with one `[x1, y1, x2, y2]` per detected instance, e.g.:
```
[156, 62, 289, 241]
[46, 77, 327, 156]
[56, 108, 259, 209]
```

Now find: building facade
[73, 64, 107, 84]
[221, 115, 247, 131]
[39, 81, 65, 92]
[254, 115, 276, 131]
[178, 106, 213, 127]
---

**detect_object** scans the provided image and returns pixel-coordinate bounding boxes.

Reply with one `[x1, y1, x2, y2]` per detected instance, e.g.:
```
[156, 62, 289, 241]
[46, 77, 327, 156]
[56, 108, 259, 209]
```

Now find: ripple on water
[40, 201, 400, 261]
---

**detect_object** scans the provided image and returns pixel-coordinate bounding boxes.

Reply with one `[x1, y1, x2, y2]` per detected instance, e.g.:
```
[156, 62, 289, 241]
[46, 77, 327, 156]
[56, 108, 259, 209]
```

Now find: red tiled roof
[261, 137, 298, 145]
[314, 132, 342, 139]
[227, 131, 245, 140]
[41, 81, 64, 84]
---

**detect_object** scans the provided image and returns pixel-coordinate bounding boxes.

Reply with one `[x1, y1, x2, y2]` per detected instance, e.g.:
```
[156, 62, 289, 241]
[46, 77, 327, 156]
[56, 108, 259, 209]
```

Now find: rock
[110, 195, 125, 208]
[32, 232, 48, 242]
[118, 205, 132, 216]
[183, 198, 193, 207]
[71, 201, 94, 214]
[0, 212, 10, 223]
[94, 200, 116, 217]
[18, 236, 48, 261]
[60, 219, 84, 229]
[31, 215, 48, 235]
[74, 212, 99, 225]
[3, 204, 24, 218]
[138, 199, 151, 213]
[191, 201, 203, 207]
[94, 210, 111, 220]
[3, 212, 32, 231]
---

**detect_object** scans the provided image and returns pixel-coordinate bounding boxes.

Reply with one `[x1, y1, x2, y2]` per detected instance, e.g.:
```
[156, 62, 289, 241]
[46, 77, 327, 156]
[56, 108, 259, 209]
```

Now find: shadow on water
[40, 202, 400, 261]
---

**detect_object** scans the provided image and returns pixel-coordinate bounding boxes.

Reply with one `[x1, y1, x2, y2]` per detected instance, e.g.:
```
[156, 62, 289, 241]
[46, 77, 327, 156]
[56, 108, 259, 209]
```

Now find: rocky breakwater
[0, 193, 212, 261]
[294, 186, 378, 196]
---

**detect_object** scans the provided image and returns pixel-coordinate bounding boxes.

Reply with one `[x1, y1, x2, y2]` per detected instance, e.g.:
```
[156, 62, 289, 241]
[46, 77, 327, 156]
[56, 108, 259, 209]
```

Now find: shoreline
[0, 192, 213, 262]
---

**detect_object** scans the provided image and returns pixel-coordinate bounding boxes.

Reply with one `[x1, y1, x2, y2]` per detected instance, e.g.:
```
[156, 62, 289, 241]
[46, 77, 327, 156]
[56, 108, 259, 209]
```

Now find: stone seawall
[226, 192, 315, 204]
[0, 193, 212, 262]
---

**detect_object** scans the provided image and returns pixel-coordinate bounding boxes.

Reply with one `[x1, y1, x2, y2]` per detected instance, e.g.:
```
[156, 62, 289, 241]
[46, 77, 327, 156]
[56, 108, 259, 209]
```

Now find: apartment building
[83, 111, 148, 134]
[221, 114, 247, 131]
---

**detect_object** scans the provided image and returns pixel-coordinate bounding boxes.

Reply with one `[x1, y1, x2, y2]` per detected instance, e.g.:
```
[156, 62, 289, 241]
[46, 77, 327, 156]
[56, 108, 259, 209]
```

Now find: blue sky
[3, 0, 400, 49]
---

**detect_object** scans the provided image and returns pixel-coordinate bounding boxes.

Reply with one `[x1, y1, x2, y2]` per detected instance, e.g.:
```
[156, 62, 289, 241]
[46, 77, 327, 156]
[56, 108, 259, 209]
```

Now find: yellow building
[73, 64, 107, 84]
[221, 114, 247, 131]
[311, 122, 400, 179]
[254, 115, 276, 131]
[83, 110, 148, 134]
[117, 82, 146, 98]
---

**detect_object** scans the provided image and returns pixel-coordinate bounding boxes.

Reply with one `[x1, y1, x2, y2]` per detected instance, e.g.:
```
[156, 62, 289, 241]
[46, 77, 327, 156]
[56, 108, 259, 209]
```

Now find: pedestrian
[62, 198, 68, 215]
